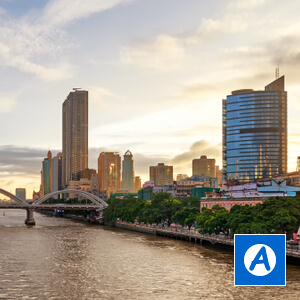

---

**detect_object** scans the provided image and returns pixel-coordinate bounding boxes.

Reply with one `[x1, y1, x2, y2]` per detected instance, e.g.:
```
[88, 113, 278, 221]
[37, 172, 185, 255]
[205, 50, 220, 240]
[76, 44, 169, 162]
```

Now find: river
[0, 209, 300, 300]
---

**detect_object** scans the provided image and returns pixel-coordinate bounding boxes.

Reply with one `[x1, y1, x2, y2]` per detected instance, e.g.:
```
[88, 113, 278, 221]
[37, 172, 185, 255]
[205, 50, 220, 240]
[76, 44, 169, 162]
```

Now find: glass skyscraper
[122, 150, 134, 192]
[41, 151, 52, 196]
[223, 76, 287, 183]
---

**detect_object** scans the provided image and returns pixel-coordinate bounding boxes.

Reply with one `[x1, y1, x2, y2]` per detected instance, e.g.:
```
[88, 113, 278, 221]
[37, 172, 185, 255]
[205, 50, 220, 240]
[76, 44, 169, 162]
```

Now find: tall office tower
[222, 76, 287, 183]
[16, 188, 26, 200]
[41, 151, 52, 196]
[52, 152, 63, 193]
[122, 150, 134, 192]
[98, 152, 121, 194]
[134, 176, 141, 193]
[192, 155, 216, 177]
[62, 89, 88, 187]
[150, 163, 173, 186]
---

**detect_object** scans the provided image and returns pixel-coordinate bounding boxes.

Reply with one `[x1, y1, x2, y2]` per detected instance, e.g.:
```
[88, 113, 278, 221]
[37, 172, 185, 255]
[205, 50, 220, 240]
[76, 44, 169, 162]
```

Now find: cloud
[183, 83, 219, 98]
[0, 145, 60, 176]
[0, 0, 135, 80]
[0, 93, 16, 113]
[88, 86, 116, 109]
[40, 0, 134, 28]
[120, 35, 186, 71]
[228, 0, 268, 10]
[169, 140, 222, 171]
[119, 0, 269, 72]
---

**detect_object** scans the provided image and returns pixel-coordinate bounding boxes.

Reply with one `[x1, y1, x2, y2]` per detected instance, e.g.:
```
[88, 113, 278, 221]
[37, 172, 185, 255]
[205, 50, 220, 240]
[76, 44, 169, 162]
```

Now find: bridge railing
[118, 221, 300, 254]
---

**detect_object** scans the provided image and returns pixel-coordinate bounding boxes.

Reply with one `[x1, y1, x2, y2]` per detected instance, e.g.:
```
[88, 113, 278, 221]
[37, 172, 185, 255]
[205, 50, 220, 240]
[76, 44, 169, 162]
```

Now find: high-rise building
[62, 89, 88, 187]
[41, 151, 52, 196]
[192, 155, 216, 178]
[16, 188, 26, 201]
[52, 152, 63, 194]
[122, 150, 134, 192]
[134, 176, 142, 193]
[150, 163, 173, 186]
[223, 76, 287, 182]
[98, 152, 121, 194]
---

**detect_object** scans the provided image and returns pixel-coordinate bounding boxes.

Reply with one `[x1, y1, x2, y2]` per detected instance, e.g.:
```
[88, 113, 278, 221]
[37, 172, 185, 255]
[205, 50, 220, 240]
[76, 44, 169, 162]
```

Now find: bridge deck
[0, 204, 104, 210]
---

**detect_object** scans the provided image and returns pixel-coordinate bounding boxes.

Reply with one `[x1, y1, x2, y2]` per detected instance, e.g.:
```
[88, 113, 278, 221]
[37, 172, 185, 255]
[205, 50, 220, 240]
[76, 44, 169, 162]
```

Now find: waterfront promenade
[116, 221, 300, 259]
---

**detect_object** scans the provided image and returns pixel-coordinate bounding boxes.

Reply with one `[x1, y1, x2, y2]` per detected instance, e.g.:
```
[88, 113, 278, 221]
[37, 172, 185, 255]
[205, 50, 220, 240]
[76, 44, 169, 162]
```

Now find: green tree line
[197, 197, 300, 236]
[103, 192, 199, 228]
[103, 193, 300, 236]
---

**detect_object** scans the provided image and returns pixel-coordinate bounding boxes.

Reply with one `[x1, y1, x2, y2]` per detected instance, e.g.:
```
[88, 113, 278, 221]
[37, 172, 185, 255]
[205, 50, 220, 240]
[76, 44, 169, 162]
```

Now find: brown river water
[0, 209, 300, 300]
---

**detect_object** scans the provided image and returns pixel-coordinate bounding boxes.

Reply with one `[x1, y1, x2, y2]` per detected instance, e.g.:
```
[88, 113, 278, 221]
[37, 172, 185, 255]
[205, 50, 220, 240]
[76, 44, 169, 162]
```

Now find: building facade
[223, 76, 287, 183]
[297, 156, 300, 172]
[98, 152, 121, 194]
[41, 151, 52, 196]
[134, 176, 142, 193]
[16, 188, 26, 201]
[52, 152, 63, 194]
[176, 174, 189, 182]
[62, 89, 88, 187]
[122, 150, 134, 192]
[149, 163, 173, 186]
[192, 155, 216, 177]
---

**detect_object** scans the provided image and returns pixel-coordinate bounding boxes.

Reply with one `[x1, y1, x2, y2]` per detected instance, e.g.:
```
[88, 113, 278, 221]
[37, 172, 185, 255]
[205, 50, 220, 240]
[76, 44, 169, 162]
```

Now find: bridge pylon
[25, 208, 35, 225]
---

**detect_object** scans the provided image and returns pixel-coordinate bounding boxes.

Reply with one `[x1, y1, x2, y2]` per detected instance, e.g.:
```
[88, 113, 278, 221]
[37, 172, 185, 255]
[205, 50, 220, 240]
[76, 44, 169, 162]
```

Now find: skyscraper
[16, 188, 26, 201]
[150, 163, 173, 186]
[192, 155, 216, 178]
[41, 151, 52, 196]
[223, 76, 287, 183]
[98, 152, 121, 194]
[52, 152, 63, 193]
[134, 176, 142, 193]
[62, 89, 88, 187]
[122, 150, 134, 192]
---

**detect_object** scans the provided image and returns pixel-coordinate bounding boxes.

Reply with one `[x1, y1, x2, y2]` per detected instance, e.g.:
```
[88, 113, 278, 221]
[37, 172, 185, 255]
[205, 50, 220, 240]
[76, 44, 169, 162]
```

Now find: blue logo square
[234, 234, 286, 286]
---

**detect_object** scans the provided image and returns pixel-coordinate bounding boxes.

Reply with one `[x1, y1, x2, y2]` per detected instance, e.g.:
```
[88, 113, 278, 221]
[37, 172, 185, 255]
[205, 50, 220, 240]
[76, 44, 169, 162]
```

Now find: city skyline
[1, 1, 300, 196]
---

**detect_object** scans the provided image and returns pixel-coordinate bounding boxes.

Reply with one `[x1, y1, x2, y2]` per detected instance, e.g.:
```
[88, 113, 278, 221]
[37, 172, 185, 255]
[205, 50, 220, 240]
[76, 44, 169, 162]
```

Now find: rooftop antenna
[275, 63, 279, 79]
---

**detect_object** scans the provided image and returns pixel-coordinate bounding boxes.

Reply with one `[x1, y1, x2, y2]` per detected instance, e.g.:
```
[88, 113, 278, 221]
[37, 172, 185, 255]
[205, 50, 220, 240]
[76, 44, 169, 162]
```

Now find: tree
[103, 196, 147, 224]
[173, 207, 199, 229]
[180, 197, 201, 209]
[196, 207, 214, 234]
[227, 204, 254, 235]
[255, 197, 300, 234]
[209, 205, 230, 235]
[185, 212, 199, 230]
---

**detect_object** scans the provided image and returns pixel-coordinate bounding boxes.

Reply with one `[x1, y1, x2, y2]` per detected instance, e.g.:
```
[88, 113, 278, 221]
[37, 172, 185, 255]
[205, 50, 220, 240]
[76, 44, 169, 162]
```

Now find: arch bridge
[0, 188, 108, 225]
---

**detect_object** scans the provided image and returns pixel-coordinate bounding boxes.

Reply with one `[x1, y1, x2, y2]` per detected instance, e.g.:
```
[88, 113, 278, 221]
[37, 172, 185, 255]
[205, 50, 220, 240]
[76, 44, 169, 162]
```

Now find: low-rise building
[200, 197, 265, 211]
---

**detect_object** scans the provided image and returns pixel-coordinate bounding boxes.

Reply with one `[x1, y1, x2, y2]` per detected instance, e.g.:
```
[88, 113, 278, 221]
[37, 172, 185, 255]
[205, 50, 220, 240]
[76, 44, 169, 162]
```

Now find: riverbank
[114, 221, 300, 264]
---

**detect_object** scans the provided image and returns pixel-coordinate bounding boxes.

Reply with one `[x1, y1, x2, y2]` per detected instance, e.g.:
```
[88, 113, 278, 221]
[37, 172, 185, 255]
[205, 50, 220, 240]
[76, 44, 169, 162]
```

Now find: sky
[1, 0, 300, 199]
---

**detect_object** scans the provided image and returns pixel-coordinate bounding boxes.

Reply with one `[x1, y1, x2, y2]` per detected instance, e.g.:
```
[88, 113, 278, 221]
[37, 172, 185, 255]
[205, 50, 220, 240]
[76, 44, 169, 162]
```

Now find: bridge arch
[34, 189, 108, 207]
[0, 188, 29, 205]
